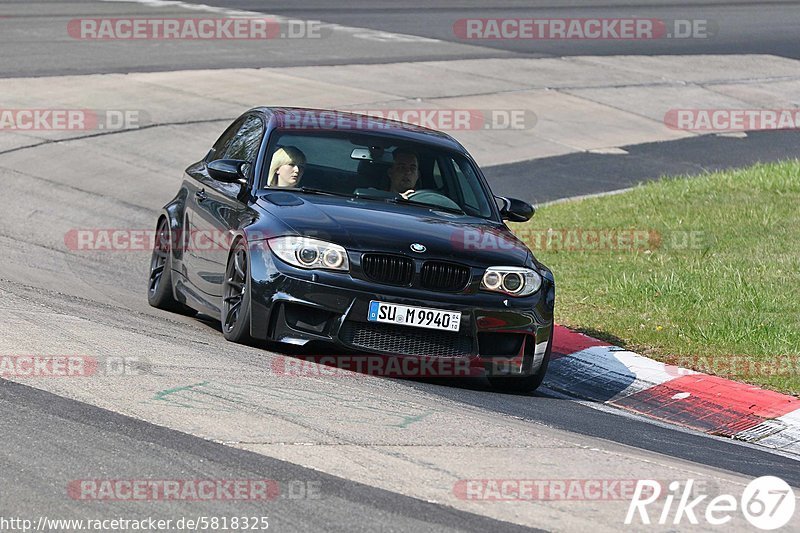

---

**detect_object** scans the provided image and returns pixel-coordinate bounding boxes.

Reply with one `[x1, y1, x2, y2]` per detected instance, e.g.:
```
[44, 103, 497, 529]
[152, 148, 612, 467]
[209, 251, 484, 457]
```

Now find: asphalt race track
[3, 0, 800, 76]
[1, 1, 799, 531]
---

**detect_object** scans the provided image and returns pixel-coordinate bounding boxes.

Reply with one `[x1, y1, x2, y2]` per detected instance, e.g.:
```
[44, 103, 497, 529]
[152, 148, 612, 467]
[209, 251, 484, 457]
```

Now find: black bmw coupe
[148, 108, 555, 392]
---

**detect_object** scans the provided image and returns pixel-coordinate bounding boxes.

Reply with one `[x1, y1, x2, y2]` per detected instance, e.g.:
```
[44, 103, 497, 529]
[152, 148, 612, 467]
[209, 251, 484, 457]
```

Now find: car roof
[251, 107, 469, 153]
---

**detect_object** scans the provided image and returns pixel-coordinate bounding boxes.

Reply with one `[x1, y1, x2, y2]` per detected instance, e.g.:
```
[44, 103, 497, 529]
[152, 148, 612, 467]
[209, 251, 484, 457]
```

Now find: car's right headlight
[481, 266, 541, 296]
[268, 236, 349, 272]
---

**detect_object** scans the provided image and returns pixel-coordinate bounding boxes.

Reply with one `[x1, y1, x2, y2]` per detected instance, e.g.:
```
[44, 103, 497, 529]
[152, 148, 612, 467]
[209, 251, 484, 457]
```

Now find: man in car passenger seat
[387, 148, 419, 199]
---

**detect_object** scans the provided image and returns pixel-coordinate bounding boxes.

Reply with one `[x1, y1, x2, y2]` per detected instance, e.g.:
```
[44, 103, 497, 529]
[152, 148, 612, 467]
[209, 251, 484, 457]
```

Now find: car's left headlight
[268, 236, 349, 272]
[481, 266, 542, 296]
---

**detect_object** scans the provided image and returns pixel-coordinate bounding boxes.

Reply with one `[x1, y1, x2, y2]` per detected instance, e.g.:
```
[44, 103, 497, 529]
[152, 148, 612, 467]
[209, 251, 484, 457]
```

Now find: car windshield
[261, 131, 496, 219]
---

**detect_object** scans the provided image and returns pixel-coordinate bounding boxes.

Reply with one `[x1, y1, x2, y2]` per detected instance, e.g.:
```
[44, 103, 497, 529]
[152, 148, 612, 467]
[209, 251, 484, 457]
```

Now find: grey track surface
[187, 0, 800, 58]
[412, 379, 800, 488]
[2, 0, 800, 77]
[0, 378, 537, 533]
[484, 130, 800, 204]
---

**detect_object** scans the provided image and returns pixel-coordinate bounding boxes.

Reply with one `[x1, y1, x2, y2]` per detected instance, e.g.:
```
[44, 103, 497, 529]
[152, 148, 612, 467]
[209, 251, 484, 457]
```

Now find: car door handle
[195, 189, 207, 202]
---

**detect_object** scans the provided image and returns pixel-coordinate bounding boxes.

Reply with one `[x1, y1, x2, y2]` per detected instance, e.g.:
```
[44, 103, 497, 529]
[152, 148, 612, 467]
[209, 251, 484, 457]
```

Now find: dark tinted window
[224, 115, 264, 162]
[450, 157, 483, 214]
[207, 117, 245, 162]
[263, 131, 495, 219]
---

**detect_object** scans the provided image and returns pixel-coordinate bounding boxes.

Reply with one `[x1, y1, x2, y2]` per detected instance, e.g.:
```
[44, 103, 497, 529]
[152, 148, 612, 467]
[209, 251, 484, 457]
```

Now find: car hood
[255, 193, 531, 266]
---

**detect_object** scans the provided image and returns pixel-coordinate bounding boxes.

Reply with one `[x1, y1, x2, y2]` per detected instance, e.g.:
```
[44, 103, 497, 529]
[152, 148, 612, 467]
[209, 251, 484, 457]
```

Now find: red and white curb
[546, 326, 800, 457]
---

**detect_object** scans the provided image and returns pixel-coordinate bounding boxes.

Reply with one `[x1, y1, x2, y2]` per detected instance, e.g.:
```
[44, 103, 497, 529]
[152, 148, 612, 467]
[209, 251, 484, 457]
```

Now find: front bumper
[248, 245, 555, 378]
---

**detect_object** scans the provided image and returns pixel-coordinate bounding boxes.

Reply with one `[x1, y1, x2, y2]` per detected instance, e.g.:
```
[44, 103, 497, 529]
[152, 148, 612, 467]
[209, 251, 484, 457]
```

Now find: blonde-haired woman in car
[267, 146, 306, 188]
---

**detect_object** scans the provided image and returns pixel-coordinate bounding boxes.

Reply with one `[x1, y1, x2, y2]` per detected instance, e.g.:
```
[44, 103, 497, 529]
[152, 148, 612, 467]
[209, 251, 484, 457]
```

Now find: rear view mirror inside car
[351, 147, 393, 162]
[350, 148, 372, 160]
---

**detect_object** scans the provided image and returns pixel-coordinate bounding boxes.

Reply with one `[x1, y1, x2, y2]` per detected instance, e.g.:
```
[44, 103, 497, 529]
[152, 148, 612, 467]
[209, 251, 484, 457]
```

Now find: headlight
[268, 237, 349, 272]
[481, 267, 541, 296]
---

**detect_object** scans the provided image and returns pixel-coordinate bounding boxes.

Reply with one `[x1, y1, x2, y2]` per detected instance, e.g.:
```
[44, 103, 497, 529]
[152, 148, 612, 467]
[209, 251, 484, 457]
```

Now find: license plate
[368, 301, 461, 332]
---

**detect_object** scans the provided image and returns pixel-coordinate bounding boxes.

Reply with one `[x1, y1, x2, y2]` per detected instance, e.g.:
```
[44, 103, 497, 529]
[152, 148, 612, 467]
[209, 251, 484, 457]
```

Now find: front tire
[147, 217, 196, 315]
[487, 325, 553, 393]
[221, 240, 253, 344]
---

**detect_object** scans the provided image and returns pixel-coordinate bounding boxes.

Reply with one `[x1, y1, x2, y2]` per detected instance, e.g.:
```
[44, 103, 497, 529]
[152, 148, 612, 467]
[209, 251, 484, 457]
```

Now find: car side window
[448, 156, 491, 217]
[223, 115, 264, 163]
[454, 164, 478, 210]
[207, 117, 246, 163]
[432, 158, 445, 188]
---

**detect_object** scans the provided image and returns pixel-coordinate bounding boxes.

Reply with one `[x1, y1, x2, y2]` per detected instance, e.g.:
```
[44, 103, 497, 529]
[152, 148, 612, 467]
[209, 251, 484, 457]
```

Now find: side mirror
[498, 197, 535, 222]
[208, 159, 248, 184]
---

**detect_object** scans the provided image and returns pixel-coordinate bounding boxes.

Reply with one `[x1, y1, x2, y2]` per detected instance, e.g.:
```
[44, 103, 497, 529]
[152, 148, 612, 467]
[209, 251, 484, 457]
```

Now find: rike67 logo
[626, 476, 796, 530]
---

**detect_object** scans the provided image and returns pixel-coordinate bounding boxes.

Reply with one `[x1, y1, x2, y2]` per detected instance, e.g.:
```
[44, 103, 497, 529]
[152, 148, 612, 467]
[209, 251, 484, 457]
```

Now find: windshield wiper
[274, 187, 466, 215]
[392, 197, 466, 215]
[284, 187, 355, 198]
